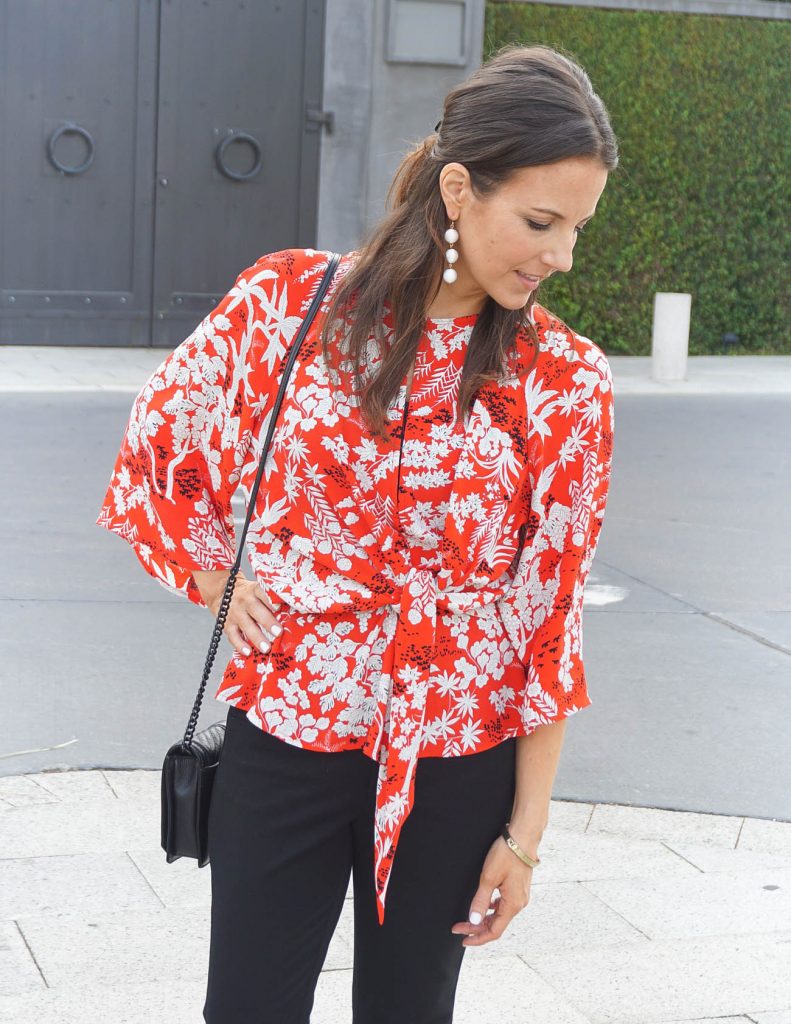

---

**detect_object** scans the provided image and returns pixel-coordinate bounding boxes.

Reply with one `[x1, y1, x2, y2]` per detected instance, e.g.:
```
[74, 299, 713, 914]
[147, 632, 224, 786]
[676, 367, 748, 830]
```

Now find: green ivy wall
[485, 2, 790, 354]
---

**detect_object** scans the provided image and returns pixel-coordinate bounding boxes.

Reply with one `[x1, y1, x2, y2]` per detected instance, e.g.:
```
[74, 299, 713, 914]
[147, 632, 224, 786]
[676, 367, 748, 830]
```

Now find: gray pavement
[1, 346, 790, 1023]
[1, 770, 790, 1023]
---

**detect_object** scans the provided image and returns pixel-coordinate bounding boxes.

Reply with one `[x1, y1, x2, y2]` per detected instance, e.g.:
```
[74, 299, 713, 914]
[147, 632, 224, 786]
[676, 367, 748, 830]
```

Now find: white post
[651, 292, 692, 382]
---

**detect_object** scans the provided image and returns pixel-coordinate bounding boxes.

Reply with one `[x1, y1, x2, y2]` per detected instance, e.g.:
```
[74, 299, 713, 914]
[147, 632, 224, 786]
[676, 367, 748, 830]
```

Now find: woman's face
[435, 156, 609, 313]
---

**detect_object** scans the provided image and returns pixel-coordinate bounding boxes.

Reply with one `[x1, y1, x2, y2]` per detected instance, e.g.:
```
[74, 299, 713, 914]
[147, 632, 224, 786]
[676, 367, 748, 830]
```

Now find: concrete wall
[315, 0, 376, 254]
[317, 0, 487, 253]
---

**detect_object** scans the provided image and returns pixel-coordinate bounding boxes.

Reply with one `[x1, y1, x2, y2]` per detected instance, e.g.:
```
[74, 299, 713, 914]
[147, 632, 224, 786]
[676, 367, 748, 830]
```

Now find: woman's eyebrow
[532, 206, 596, 222]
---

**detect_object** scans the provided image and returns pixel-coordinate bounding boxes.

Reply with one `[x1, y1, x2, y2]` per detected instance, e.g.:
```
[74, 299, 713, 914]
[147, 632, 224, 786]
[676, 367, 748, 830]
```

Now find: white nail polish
[469, 911, 482, 925]
[242, 646, 252, 656]
[270, 623, 283, 636]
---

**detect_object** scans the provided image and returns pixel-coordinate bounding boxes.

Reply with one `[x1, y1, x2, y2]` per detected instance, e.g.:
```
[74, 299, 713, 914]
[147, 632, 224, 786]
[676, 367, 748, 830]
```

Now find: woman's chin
[494, 290, 535, 312]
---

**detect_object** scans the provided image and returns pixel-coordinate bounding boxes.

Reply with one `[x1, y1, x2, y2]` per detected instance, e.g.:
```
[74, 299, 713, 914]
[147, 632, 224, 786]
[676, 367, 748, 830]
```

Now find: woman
[98, 42, 617, 1024]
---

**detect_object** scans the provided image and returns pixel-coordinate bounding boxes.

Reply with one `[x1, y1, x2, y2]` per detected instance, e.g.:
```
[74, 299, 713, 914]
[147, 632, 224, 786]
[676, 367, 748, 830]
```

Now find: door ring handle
[215, 131, 263, 182]
[47, 122, 95, 175]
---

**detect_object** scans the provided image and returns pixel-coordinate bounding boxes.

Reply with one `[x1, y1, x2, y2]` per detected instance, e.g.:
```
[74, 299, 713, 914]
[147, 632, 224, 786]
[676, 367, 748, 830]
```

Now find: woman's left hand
[450, 831, 536, 946]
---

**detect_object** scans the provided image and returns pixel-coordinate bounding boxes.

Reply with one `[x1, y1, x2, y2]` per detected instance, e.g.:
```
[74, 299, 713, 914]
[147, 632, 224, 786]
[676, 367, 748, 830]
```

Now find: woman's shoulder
[229, 248, 357, 318]
[243, 247, 357, 284]
[526, 300, 613, 387]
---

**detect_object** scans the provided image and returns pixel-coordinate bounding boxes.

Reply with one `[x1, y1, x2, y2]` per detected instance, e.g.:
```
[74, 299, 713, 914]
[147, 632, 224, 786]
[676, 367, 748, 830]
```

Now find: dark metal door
[0, 0, 326, 347]
[0, 0, 159, 346]
[153, 0, 327, 347]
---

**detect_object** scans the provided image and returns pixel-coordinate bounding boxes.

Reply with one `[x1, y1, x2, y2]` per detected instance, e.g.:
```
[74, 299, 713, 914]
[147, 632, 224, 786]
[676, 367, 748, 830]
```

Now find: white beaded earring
[443, 221, 459, 284]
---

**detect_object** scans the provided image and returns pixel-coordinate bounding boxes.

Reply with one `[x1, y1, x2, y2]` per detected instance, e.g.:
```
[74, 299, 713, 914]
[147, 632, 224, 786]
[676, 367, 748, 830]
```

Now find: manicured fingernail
[242, 645, 252, 656]
[260, 642, 270, 652]
[469, 911, 482, 925]
[270, 623, 283, 636]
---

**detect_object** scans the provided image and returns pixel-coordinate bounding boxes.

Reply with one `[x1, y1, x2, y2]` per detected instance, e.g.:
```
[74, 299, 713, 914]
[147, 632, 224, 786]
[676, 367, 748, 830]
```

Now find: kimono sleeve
[96, 263, 274, 607]
[495, 352, 615, 729]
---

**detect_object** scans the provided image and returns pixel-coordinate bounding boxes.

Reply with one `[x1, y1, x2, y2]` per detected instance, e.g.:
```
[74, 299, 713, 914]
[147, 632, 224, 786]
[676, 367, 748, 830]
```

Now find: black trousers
[203, 704, 516, 1024]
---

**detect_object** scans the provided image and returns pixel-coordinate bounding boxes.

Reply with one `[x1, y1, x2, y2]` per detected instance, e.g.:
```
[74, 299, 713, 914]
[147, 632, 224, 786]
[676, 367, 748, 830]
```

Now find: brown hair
[320, 43, 619, 441]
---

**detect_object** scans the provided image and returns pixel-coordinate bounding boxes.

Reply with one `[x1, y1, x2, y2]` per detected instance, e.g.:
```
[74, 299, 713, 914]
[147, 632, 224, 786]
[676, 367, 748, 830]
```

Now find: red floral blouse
[97, 247, 615, 926]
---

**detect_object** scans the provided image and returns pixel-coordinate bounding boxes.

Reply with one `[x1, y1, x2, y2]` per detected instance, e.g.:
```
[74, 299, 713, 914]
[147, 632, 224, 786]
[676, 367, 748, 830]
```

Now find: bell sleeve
[96, 260, 279, 607]
[495, 351, 615, 728]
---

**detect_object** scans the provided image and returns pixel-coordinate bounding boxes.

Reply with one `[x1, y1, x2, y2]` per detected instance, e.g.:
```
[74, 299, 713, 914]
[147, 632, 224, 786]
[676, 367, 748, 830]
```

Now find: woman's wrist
[501, 823, 542, 867]
[192, 568, 233, 612]
[506, 812, 546, 859]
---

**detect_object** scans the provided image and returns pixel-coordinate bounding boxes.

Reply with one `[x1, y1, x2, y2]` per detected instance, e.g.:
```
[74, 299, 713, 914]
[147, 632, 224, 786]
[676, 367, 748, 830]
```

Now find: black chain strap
[182, 253, 341, 750]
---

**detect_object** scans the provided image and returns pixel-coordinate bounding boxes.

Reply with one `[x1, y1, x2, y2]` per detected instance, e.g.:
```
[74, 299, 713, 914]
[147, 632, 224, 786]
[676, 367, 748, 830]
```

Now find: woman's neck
[424, 269, 486, 320]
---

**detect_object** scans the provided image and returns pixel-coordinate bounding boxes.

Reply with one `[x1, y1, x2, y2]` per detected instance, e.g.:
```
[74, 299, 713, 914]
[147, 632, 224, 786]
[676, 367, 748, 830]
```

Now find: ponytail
[386, 133, 439, 209]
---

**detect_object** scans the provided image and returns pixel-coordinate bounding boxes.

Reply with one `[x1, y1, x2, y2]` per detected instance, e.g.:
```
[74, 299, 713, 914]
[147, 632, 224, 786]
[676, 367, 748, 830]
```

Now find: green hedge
[485, 2, 791, 354]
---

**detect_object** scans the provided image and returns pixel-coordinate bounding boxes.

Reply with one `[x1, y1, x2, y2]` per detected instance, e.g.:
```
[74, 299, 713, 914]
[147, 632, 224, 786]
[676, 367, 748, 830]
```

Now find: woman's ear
[438, 162, 469, 220]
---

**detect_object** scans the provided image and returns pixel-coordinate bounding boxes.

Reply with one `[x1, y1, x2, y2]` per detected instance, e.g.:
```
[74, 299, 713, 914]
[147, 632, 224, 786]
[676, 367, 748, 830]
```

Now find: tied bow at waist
[255, 556, 514, 926]
[364, 566, 504, 926]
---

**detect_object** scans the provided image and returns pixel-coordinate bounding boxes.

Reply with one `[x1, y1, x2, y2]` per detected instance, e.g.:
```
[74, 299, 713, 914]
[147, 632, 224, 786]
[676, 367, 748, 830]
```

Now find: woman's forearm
[192, 568, 233, 611]
[508, 718, 568, 856]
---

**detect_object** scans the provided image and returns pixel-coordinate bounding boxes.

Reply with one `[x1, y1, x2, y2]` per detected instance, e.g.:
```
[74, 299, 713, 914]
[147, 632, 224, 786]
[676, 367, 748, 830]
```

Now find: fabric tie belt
[262, 558, 510, 926]
[360, 565, 502, 926]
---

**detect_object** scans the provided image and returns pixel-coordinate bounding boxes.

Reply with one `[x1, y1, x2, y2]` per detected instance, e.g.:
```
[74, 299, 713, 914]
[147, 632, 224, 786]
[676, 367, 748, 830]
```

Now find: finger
[237, 610, 274, 651]
[246, 588, 284, 633]
[451, 893, 501, 938]
[465, 900, 515, 946]
[226, 622, 253, 657]
[459, 913, 495, 946]
[451, 920, 485, 936]
[451, 901, 495, 933]
[466, 882, 495, 930]
[458, 898, 508, 947]
[238, 609, 276, 652]
[253, 583, 282, 615]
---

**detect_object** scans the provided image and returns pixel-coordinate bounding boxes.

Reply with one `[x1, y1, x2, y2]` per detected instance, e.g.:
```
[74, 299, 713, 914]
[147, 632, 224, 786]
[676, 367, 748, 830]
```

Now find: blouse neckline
[424, 313, 479, 325]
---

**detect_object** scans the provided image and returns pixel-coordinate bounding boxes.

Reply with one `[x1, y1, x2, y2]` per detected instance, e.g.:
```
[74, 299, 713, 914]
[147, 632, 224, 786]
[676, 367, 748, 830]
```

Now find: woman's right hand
[191, 569, 284, 657]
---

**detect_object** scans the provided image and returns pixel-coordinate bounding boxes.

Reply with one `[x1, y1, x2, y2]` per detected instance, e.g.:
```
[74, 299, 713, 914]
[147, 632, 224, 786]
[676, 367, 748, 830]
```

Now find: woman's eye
[526, 219, 587, 235]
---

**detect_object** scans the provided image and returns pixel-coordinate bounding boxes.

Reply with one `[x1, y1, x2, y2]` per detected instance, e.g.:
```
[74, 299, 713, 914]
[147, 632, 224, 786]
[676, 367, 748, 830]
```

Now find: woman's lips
[516, 271, 541, 287]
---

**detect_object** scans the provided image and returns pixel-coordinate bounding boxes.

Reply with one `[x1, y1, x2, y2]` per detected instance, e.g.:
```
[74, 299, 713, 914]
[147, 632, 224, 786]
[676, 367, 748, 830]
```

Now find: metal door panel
[0, 0, 158, 345]
[0, 0, 326, 348]
[153, 0, 326, 348]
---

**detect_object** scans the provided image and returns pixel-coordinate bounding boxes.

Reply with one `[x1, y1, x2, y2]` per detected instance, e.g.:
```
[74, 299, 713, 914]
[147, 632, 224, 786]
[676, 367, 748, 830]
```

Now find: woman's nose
[542, 242, 575, 275]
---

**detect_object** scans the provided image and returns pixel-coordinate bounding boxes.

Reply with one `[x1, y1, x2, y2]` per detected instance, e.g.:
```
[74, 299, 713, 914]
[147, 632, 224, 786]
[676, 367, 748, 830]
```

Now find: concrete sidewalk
[0, 344, 790, 394]
[2, 347, 790, 1022]
[0, 769, 789, 1023]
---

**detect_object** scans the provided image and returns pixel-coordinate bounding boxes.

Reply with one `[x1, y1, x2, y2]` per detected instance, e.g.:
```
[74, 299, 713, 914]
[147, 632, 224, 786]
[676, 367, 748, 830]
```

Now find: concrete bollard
[651, 292, 692, 382]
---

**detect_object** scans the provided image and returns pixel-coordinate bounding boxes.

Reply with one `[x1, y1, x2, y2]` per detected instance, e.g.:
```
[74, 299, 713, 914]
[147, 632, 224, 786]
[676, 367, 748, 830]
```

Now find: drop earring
[443, 221, 459, 284]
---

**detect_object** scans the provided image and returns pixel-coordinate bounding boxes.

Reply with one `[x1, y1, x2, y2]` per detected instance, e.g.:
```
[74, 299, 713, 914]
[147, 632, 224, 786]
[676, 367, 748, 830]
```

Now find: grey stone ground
[1, 346, 790, 1023]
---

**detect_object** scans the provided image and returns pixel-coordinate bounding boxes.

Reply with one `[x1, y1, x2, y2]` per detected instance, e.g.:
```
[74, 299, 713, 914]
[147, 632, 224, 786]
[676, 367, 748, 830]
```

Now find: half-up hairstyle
[320, 43, 619, 441]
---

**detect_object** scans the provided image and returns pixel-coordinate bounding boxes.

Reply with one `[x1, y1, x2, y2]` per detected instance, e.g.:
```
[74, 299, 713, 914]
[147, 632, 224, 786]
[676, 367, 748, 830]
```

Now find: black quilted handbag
[160, 253, 341, 866]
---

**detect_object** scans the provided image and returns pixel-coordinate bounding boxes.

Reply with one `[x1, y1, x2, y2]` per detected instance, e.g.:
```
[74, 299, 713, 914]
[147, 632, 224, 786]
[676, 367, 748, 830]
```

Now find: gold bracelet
[501, 822, 541, 868]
